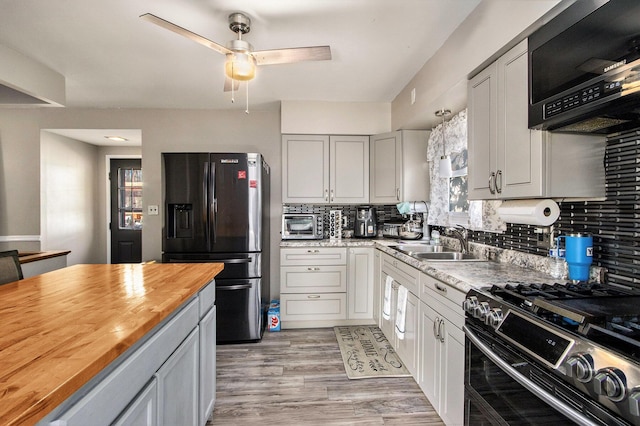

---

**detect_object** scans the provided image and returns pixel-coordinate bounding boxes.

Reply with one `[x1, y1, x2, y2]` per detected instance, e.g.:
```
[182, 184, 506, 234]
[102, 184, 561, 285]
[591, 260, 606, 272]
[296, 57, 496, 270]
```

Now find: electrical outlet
[147, 205, 159, 216]
[534, 226, 553, 249]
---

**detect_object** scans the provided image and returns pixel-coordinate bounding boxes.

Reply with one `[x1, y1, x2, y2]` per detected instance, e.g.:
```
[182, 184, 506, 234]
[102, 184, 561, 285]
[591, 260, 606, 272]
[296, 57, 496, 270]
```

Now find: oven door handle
[463, 325, 599, 426]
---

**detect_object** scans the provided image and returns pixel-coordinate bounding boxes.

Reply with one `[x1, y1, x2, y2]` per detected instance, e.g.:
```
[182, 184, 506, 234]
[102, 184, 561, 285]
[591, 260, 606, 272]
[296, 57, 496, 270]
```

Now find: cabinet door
[156, 328, 199, 426]
[373, 249, 382, 326]
[347, 248, 374, 320]
[330, 135, 370, 203]
[468, 62, 498, 200]
[199, 306, 216, 426]
[112, 378, 158, 426]
[282, 135, 329, 203]
[395, 290, 419, 377]
[370, 131, 401, 203]
[498, 39, 544, 198]
[439, 316, 465, 426]
[418, 300, 440, 408]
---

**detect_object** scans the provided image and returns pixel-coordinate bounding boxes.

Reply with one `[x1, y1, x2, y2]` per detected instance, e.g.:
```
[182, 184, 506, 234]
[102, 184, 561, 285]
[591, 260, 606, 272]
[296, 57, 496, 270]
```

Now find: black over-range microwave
[528, 0, 640, 134]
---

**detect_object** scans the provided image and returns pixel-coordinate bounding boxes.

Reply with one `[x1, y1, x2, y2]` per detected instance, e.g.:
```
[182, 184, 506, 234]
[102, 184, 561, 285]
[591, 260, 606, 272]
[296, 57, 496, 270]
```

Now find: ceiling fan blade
[253, 46, 331, 66]
[223, 77, 240, 92]
[140, 13, 231, 55]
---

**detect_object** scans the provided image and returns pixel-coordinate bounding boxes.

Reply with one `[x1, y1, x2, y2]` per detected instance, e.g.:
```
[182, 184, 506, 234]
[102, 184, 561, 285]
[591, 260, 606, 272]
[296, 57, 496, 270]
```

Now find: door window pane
[118, 167, 143, 229]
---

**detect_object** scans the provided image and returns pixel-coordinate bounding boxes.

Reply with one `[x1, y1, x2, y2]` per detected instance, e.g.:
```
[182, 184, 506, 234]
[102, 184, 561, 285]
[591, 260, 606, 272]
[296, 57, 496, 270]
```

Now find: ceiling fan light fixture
[225, 52, 256, 81]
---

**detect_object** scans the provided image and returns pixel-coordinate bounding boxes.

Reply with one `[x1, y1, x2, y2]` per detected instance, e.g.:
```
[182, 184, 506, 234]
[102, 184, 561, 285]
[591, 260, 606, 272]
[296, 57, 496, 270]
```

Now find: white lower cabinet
[156, 328, 199, 426]
[418, 272, 465, 426]
[379, 252, 420, 376]
[279, 247, 374, 327]
[347, 247, 374, 320]
[199, 305, 216, 426]
[112, 379, 157, 426]
[375, 249, 466, 426]
[45, 280, 217, 426]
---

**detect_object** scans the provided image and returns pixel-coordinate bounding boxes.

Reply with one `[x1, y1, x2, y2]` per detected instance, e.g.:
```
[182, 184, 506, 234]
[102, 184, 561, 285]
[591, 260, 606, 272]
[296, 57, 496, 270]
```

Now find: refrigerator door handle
[210, 160, 217, 245]
[218, 284, 253, 291]
[165, 258, 252, 264]
[203, 162, 211, 250]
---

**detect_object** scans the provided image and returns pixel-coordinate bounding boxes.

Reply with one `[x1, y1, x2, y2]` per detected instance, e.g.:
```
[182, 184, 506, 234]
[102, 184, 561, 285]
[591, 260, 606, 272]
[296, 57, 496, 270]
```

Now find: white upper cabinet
[370, 130, 430, 204]
[468, 39, 605, 200]
[468, 39, 543, 199]
[282, 134, 369, 204]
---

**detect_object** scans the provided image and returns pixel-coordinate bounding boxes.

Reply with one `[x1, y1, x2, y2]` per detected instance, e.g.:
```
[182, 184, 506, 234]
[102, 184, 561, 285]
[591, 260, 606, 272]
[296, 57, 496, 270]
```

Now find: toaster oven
[281, 213, 324, 240]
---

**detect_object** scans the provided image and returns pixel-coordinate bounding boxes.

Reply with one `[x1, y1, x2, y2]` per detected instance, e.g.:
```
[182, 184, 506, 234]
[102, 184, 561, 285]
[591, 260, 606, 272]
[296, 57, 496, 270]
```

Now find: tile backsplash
[284, 129, 640, 289]
[469, 129, 640, 289]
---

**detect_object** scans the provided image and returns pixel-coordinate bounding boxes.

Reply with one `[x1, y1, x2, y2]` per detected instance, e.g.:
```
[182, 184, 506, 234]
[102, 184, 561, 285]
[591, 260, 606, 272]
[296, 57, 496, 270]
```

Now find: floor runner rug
[334, 325, 411, 379]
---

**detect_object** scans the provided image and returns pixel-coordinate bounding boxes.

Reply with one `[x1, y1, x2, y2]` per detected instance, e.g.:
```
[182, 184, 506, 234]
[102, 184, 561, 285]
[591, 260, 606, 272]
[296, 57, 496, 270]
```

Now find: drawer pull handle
[435, 283, 448, 294]
[307, 267, 320, 271]
[307, 249, 320, 253]
[308, 295, 321, 299]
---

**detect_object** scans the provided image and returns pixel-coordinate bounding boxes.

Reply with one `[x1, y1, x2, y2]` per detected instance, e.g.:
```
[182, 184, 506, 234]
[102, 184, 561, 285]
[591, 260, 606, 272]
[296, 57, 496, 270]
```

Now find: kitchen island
[0, 263, 223, 426]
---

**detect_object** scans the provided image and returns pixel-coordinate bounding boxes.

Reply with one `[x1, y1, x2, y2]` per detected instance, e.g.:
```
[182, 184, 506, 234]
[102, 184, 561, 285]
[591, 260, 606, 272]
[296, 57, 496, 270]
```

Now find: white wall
[391, 0, 563, 130]
[281, 100, 391, 135]
[40, 131, 100, 264]
[0, 107, 284, 295]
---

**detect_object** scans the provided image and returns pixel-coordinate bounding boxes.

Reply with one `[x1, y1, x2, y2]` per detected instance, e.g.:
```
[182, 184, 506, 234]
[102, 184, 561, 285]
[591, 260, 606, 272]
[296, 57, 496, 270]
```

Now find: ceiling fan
[140, 12, 332, 92]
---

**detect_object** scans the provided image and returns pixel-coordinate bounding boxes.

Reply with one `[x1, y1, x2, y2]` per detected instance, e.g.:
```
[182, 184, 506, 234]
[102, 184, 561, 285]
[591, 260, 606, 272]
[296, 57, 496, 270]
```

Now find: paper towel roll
[497, 199, 560, 226]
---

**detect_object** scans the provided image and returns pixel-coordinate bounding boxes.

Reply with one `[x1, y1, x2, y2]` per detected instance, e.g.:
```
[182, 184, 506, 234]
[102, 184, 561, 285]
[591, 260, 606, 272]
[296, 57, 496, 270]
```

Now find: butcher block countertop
[0, 263, 223, 426]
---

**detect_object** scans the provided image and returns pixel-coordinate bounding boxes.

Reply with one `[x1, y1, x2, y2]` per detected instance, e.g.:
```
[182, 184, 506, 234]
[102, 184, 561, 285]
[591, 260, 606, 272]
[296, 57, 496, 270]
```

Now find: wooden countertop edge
[1, 263, 223, 426]
[18, 250, 71, 264]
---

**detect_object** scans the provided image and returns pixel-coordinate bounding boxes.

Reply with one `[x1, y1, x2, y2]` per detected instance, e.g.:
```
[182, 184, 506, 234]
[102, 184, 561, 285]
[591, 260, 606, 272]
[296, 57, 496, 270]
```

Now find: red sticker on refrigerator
[238, 170, 246, 179]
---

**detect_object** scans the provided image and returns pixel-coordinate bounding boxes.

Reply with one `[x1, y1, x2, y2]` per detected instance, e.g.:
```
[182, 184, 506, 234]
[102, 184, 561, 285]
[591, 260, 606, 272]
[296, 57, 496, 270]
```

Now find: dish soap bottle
[431, 230, 440, 246]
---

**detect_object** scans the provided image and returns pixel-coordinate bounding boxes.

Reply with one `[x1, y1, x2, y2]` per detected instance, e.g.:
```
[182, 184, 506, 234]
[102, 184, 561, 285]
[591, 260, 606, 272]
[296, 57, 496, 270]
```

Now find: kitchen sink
[391, 244, 446, 254]
[390, 244, 485, 262]
[410, 252, 485, 262]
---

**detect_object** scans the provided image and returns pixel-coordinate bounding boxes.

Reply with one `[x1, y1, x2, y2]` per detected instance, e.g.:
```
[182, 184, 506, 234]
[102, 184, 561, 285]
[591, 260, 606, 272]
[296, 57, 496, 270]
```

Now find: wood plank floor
[207, 328, 445, 425]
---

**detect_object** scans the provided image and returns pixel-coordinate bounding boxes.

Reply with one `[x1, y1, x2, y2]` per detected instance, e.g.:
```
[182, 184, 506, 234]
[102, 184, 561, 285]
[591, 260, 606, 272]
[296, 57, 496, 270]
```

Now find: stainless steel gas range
[463, 282, 640, 425]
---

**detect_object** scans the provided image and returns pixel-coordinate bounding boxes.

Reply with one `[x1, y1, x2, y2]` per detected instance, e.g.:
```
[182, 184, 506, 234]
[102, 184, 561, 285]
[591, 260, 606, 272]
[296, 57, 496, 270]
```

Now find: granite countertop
[0, 263, 223, 426]
[280, 238, 561, 294]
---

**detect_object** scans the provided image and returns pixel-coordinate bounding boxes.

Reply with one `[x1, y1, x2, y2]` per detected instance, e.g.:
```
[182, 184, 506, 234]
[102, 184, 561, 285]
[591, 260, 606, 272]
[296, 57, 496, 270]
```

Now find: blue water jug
[557, 233, 593, 282]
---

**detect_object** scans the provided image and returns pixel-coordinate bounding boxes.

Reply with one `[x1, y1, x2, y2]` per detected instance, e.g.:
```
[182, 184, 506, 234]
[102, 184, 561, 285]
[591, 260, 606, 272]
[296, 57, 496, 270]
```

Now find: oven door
[464, 322, 603, 426]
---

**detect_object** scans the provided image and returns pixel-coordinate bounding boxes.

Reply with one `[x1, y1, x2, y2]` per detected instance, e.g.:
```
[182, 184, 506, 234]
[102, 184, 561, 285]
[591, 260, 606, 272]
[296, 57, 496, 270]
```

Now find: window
[118, 167, 143, 229]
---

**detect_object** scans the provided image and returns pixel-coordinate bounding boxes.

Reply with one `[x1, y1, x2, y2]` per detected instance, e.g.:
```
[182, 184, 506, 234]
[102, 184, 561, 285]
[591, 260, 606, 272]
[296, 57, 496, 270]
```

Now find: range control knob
[485, 308, 503, 328]
[462, 296, 479, 314]
[629, 389, 640, 417]
[474, 302, 491, 321]
[565, 354, 594, 383]
[593, 368, 627, 402]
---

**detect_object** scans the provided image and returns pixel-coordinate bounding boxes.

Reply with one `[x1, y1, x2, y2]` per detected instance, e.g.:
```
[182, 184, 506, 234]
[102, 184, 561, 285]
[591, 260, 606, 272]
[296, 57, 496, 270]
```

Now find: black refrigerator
[162, 152, 270, 343]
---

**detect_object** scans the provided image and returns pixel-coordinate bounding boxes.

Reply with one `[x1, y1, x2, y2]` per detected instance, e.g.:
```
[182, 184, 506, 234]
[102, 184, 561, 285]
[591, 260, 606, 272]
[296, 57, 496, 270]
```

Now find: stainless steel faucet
[446, 225, 469, 254]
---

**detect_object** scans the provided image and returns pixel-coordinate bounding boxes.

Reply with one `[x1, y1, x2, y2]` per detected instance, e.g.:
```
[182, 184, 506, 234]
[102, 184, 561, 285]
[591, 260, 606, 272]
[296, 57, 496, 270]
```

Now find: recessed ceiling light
[105, 136, 128, 142]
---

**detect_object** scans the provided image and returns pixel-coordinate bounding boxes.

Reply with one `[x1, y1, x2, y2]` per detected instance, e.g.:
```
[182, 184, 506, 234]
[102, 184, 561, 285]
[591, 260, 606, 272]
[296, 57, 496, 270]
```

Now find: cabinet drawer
[280, 293, 347, 321]
[280, 247, 347, 266]
[381, 253, 419, 295]
[420, 273, 465, 329]
[281, 265, 347, 293]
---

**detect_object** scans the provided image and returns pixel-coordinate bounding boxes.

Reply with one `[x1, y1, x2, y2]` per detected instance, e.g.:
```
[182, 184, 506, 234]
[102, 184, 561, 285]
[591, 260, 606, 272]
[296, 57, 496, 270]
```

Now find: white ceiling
[0, 0, 480, 112]
[1, 1, 482, 146]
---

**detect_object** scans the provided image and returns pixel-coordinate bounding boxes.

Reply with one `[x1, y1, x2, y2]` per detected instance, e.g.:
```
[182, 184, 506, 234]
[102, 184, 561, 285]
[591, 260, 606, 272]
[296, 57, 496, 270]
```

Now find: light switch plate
[147, 205, 159, 215]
